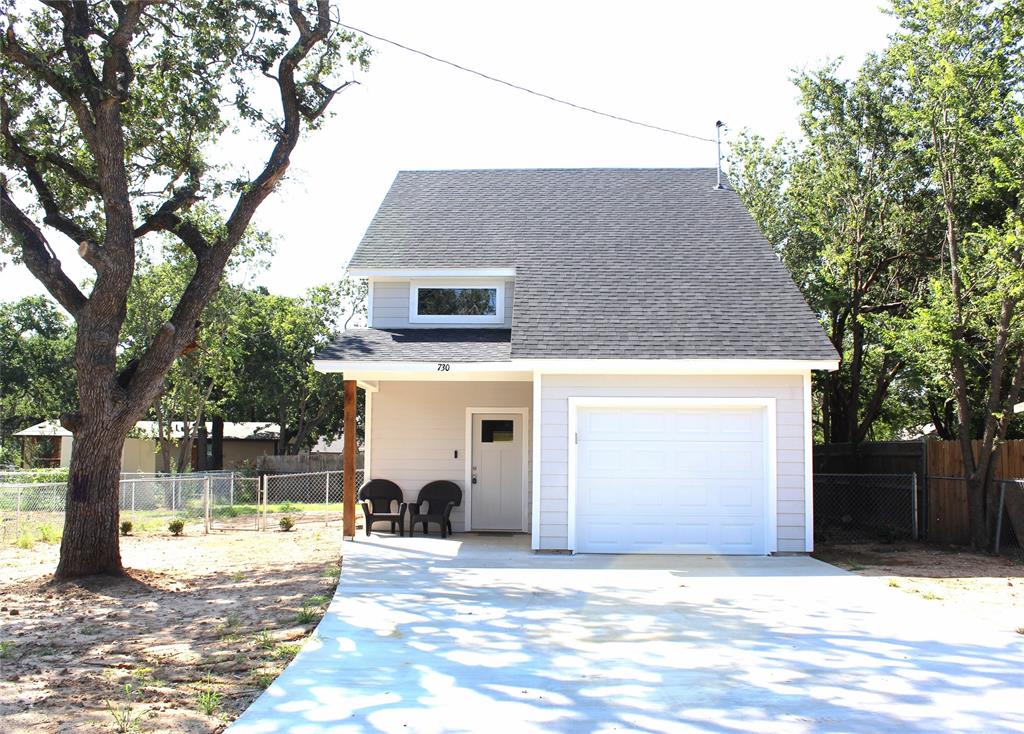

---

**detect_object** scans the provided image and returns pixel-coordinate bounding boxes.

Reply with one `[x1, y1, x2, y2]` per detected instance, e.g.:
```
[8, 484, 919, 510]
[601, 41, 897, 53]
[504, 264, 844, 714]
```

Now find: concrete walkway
[230, 535, 1024, 734]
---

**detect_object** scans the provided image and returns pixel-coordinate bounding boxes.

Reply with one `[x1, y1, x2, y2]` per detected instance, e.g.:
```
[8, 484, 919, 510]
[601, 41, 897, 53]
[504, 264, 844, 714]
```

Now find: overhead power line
[325, 17, 717, 143]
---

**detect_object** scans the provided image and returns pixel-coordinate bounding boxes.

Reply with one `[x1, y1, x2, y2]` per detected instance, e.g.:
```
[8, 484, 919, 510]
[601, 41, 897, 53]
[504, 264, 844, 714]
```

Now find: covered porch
[315, 326, 537, 543]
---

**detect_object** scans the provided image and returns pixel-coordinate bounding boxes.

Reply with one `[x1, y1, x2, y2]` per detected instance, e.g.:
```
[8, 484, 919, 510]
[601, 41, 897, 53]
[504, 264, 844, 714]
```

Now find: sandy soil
[0, 520, 344, 733]
[814, 542, 1024, 632]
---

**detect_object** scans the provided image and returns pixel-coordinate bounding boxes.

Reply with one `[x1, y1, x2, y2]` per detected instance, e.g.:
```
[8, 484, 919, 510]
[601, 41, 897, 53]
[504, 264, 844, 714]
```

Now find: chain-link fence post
[260, 474, 267, 532]
[203, 475, 211, 534]
[911, 473, 919, 540]
[229, 472, 235, 507]
[16, 483, 22, 538]
[325, 471, 331, 526]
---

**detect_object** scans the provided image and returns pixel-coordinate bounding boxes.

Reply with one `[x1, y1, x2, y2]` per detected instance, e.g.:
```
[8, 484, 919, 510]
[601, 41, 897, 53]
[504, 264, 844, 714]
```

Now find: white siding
[370, 280, 515, 329]
[368, 380, 533, 531]
[538, 374, 808, 552]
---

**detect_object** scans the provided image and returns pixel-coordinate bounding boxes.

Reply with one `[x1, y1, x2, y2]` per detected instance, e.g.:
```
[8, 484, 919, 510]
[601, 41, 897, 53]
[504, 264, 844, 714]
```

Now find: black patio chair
[407, 480, 462, 538]
[358, 479, 407, 536]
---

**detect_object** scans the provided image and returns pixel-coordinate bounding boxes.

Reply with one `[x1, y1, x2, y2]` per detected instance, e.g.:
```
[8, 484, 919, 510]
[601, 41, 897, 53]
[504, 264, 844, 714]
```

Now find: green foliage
[0, 298, 77, 464]
[295, 603, 319, 624]
[278, 515, 295, 532]
[168, 519, 185, 536]
[195, 678, 222, 717]
[273, 642, 301, 659]
[120, 520, 133, 537]
[254, 629, 276, 651]
[36, 524, 60, 544]
[105, 678, 148, 734]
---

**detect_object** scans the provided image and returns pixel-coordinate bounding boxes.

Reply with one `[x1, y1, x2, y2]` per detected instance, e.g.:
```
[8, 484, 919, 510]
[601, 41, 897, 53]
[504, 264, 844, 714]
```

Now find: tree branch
[1, 26, 96, 141]
[0, 179, 88, 317]
[133, 180, 210, 257]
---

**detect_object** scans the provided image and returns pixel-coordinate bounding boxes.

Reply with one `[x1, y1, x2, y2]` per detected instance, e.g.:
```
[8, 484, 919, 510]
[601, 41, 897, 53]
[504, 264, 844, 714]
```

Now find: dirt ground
[814, 542, 1024, 632]
[0, 520, 344, 733]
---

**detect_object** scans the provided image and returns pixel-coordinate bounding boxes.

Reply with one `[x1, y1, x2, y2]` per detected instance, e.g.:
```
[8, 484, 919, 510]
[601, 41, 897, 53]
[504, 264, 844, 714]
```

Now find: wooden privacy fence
[926, 440, 1024, 546]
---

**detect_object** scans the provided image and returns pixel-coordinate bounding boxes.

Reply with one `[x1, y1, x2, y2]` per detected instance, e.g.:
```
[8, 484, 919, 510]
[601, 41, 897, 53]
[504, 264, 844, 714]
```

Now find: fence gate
[207, 474, 263, 531]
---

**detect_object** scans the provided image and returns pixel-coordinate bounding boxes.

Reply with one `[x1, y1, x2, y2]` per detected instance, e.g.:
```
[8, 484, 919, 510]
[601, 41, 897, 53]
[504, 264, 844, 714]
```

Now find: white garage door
[575, 405, 769, 554]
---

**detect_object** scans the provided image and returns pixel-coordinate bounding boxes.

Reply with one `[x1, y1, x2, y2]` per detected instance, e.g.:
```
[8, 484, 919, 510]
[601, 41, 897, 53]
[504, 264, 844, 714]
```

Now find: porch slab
[229, 534, 1024, 734]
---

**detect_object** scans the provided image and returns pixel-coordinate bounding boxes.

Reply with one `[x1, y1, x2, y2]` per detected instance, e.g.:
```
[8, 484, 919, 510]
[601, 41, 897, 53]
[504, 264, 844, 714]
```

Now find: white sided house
[316, 169, 838, 554]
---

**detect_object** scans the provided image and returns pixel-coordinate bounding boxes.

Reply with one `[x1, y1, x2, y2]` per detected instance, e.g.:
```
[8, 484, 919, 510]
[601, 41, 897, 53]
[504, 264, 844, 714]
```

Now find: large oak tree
[0, 0, 369, 577]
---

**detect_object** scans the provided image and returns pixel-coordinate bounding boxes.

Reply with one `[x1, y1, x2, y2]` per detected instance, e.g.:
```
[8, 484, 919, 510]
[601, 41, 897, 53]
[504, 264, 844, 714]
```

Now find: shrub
[278, 516, 294, 532]
[168, 519, 185, 536]
[37, 524, 61, 544]
[120, 520, 133, 536]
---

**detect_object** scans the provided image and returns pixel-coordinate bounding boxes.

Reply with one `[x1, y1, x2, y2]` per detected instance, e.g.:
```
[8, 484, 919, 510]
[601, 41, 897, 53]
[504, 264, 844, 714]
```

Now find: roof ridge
[396, 167, 719, 174]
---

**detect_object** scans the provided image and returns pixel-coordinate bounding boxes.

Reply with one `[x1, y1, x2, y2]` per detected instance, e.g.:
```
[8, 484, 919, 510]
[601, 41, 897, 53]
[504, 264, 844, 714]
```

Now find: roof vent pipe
[715, 120, 727, 190]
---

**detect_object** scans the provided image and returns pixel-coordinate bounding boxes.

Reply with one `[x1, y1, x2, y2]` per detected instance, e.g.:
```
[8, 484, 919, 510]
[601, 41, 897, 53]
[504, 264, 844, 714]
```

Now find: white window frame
[409, 280, 505, 324]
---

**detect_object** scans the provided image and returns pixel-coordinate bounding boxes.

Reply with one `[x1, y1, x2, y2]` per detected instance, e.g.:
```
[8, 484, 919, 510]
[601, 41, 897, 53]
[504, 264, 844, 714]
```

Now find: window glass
[417, 287, 497, 316]
[481, 419, 514, 443]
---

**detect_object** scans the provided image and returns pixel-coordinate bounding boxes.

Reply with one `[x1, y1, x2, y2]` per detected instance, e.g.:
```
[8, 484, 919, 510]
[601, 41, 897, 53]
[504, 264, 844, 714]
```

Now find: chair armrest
[442, 501, 457, 518]
[407, 501, 423, 514]
[359, 499, 372, 516]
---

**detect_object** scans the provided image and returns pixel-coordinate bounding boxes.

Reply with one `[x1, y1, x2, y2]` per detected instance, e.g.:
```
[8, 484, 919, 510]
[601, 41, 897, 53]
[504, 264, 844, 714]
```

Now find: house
[14, 420, 279, 473]
[314, 169, 838, 554]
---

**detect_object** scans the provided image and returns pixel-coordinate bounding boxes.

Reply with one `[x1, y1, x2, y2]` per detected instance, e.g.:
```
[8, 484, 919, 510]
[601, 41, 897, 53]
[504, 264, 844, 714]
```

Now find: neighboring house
[14, 420, 279, 473]
[314, 169, 839, 554]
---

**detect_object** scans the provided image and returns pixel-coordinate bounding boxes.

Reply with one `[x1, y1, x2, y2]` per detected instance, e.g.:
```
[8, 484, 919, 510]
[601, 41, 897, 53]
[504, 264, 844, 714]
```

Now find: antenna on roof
[715, 120, 727, 190]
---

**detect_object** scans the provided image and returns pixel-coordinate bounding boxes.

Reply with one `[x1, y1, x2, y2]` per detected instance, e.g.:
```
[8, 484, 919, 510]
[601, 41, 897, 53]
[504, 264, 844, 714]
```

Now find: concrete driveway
[230, 535, 1024, 734]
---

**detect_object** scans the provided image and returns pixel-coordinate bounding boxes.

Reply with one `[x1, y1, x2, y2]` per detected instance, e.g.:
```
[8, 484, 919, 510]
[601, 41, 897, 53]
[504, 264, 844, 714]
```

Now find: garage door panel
[575, 405, 769, 555]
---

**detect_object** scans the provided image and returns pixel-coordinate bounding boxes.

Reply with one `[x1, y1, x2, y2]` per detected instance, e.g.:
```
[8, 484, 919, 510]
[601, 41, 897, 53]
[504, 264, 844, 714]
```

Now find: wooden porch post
[343, 380, 357, 539]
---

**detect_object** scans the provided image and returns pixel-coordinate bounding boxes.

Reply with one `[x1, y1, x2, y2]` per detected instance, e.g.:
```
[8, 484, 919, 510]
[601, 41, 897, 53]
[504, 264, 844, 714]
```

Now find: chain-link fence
[0, 468, 364, 544]
[814, 473, 918, 543]
[262, 469, 363, 529]
[994, 479, 1024, 557]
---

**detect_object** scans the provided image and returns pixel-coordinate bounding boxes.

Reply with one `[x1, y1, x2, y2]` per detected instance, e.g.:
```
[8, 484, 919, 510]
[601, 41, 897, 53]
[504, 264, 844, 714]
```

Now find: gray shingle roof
[318, 328, 511, 362]
[345, 169, 837, 361]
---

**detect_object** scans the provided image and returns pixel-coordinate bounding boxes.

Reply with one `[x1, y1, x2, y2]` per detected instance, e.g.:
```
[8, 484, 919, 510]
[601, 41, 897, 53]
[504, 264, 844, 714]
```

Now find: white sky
[0, 1, 895, 302]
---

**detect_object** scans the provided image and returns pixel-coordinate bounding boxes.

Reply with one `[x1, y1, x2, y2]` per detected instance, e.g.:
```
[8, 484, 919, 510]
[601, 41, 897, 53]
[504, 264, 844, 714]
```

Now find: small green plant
[273, 643, 301, 660]
[168, 519, 185, 536]
[252, 669, 277, 689]
[218, 612, 242, 641]
[888, 579, 900, 588]
[15, 534, 33, 550]
[0, 640, 15, 659]
[230, 570, 245, 583]
[279, 501, 298, 513]
[322, 565, 341, 579]
[120, 520, 133, 536]
[37, 524, 61, 544]
[278, 516, 294, 532]
[255, 629, 276, 651]
[196, 676, 222, 716]
[295, 604, 320, 624]
[105, 680, 146, 733]
[921, 591, 942, 601]
[307, 594, 329, 607]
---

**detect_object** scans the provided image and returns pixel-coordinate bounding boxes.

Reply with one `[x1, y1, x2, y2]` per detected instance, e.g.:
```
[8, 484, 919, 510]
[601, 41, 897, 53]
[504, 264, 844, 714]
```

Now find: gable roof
[346, 168, 836, 361]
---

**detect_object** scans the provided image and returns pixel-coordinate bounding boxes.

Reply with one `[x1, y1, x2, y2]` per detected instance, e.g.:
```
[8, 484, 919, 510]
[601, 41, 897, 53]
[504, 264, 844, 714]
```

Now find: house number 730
[437, 363, 451, 371]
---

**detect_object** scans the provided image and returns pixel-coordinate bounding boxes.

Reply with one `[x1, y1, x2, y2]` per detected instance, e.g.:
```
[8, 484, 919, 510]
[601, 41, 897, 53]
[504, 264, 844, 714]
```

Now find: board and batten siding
[538, 374, 808, 552]
[369, 380, 533, 531]
[370, 280, 515, 328]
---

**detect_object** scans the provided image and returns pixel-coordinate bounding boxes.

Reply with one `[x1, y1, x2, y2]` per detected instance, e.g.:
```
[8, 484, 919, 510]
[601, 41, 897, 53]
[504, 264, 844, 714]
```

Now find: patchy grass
[0, 522, 343, 733]
[814, 541, 1023, 630]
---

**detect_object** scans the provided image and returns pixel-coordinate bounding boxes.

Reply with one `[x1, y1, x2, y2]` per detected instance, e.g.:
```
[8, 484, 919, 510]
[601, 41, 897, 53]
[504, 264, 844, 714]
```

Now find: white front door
[575, 406, 769, 554]
[471, 413, 524, 531]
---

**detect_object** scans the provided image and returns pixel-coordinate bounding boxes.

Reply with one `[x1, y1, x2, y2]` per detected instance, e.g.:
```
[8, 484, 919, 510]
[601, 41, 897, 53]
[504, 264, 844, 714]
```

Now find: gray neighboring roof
[318, 328, 512, 362]
[346, 169, 837, 361]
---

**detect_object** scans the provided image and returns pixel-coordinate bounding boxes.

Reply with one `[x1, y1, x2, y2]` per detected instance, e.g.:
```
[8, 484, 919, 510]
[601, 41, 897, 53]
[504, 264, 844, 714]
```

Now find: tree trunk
[55, 422, 127, 578]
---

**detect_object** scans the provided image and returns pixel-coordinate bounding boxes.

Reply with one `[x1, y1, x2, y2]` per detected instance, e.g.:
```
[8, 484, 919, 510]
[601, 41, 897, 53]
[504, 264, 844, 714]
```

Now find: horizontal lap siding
[369, 380, 532, 531]
[371, 280, 515, 328]
[538, 373, 808, 552]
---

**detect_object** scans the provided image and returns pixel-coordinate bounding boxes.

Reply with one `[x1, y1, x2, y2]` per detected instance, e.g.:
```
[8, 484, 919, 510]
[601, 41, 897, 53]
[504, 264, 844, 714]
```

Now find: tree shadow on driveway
[229, 536, 1024, 734]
